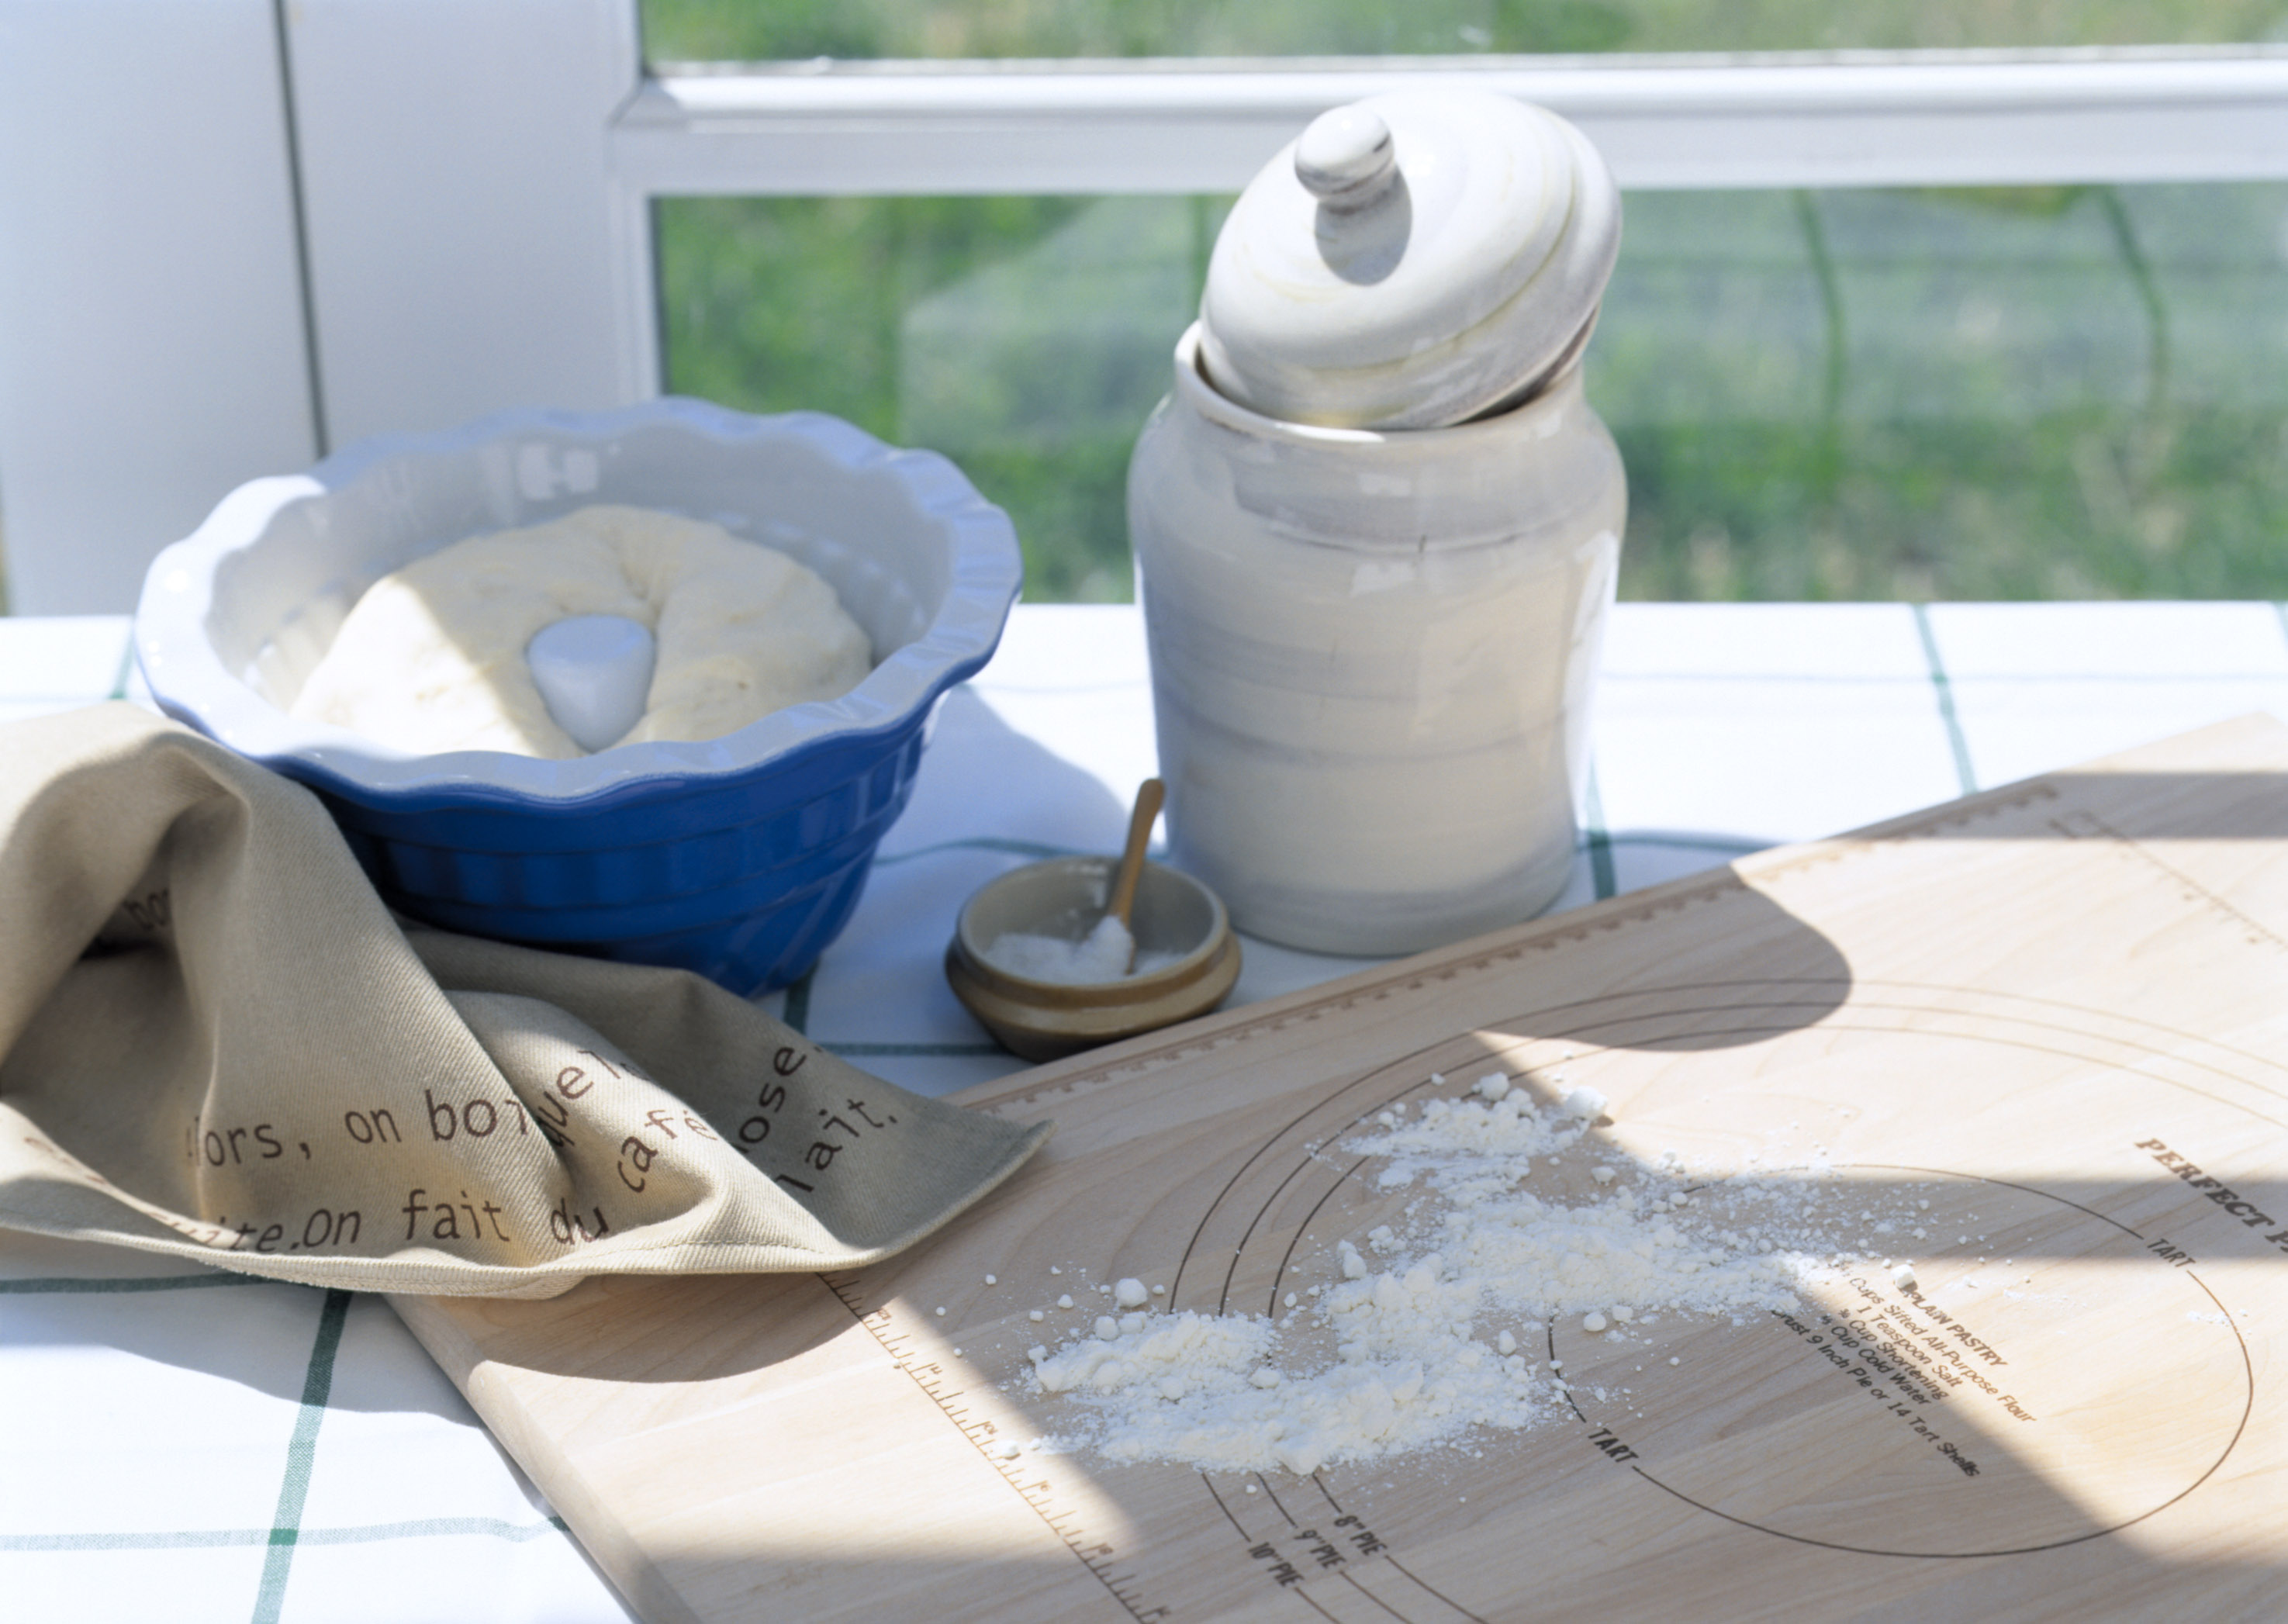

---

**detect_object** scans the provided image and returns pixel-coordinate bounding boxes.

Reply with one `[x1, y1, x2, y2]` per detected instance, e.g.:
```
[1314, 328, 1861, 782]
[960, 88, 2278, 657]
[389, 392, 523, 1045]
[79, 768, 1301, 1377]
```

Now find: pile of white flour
[1021, 1069, 1902, 1477]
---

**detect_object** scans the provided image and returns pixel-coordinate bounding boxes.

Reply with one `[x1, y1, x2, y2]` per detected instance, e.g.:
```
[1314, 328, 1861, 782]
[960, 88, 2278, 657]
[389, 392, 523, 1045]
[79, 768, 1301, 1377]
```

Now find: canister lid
[1197, 89, 1621, 430]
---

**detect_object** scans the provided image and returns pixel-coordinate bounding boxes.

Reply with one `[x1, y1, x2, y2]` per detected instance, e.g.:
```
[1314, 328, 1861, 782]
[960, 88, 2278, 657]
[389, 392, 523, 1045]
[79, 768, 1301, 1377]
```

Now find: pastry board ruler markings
[2052, 805, 2288, 954]
[392, 716, 2288, 1622]
[821, 1269, 1173, 1622]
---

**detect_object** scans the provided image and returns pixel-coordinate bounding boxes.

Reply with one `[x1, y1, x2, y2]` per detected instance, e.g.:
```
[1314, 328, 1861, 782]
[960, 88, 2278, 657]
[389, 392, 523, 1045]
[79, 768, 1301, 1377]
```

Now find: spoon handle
[1107, 778, 1166, 930]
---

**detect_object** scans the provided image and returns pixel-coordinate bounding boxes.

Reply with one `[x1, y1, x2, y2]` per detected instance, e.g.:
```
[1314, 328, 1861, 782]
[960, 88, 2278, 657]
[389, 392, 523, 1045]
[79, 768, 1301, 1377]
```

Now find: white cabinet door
[0, 0, 317, 614]
[0, 0, 649, 614]
[282, 0, 651, 451]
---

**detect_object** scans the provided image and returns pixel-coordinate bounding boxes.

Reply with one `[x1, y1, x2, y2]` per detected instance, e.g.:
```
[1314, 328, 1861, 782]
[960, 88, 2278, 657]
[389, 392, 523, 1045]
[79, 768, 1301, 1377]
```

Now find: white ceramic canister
[1128, 89, 1626, 955]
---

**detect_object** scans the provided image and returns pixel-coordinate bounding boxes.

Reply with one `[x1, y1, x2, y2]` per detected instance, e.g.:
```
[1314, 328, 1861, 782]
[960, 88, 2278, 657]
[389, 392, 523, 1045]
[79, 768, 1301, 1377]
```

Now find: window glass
[1606, 184, 2288, 599]
[657, 183, 2288, 602]
[644, 1, 2288, 64]
[659, 195, 1222, 602]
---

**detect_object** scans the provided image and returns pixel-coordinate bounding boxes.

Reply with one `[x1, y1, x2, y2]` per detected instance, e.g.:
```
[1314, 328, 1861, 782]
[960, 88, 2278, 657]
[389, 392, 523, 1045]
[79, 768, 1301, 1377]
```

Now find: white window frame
[627, 49, 2288, 195]
[2, 0, 2285, 613]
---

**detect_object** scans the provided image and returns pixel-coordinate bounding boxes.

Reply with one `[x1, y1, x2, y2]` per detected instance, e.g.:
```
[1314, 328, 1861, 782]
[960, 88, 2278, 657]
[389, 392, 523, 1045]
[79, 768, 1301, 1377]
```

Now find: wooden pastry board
[394, 717, 2288, 1623]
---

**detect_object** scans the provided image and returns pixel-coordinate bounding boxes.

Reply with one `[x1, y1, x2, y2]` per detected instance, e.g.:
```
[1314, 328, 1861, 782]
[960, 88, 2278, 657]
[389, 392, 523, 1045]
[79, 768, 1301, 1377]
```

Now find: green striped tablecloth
[9, 601, 2288, 1622]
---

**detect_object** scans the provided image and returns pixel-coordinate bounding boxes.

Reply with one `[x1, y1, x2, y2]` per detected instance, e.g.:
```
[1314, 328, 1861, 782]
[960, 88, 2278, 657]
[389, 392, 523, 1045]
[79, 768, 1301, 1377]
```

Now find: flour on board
[1020, 1068, 1923, 1477]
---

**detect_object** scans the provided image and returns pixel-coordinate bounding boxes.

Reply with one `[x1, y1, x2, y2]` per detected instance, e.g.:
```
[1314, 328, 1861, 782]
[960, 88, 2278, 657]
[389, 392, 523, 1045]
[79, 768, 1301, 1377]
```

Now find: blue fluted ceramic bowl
[134, 399, 1021, 993]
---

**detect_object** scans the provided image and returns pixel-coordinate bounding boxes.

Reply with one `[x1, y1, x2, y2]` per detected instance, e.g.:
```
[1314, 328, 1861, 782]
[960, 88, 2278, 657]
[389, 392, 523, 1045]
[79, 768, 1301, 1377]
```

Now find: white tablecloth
[9, 600, 2288, 1621]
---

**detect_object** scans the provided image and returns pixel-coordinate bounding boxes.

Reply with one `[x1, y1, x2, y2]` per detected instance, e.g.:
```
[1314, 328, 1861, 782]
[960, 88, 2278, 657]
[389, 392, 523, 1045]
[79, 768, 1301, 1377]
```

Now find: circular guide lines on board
[1158, 978, 2275, 1586]
[1541, 1166, 2255, 1559]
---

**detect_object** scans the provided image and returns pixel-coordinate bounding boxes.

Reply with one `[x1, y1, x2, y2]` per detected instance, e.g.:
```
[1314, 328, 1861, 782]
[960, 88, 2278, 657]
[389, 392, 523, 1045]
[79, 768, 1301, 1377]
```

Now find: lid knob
[1294, 107, 1397, 209]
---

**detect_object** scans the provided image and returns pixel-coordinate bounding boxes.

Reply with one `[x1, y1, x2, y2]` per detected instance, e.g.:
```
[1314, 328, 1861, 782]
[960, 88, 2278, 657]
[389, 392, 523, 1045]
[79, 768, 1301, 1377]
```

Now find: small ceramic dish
[945, 855, 1241, 1063]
